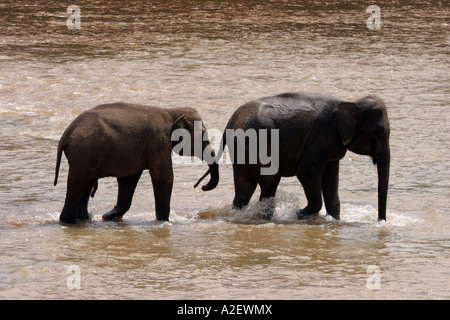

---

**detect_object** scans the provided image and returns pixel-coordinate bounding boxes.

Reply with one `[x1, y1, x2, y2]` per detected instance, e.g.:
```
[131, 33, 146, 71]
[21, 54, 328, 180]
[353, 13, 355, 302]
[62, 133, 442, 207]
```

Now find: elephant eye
[371, 116, 386, 134]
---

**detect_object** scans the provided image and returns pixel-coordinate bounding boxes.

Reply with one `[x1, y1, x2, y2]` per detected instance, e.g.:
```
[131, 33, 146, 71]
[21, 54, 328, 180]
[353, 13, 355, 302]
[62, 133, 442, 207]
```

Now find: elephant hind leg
[297, 166, 323, 219]
[103, 171, 142, 221]
[60, 171, 96, 224]
[77, 188, 93, 220]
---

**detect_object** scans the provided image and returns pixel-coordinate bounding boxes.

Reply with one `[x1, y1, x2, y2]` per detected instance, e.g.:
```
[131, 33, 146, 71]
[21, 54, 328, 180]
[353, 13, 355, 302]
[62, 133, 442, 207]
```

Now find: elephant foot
[258, 207, 274, 220]
[296, 209, 319, 220]
[59, 208, 78, 224]
[261, 212, 273, 220]
[256, 211, 273, 220]
[102, 208, 126, 221]
[60, 216, 77, 224]
[258, 198, 276, 220]
[327, 212, 340, 220]
[77, 211, 91, 221]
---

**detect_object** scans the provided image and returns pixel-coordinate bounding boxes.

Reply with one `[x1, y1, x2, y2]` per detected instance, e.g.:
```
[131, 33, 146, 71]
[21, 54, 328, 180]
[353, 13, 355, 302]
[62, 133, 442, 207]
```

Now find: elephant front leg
[321, 161, 340, 220]
[152, 181, 173, 221]
[150, 163, 173, 221]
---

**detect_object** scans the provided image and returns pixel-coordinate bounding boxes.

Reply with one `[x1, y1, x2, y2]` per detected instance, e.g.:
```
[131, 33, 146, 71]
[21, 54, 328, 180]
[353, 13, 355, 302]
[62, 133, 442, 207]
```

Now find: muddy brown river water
[0, 1, 449, 299]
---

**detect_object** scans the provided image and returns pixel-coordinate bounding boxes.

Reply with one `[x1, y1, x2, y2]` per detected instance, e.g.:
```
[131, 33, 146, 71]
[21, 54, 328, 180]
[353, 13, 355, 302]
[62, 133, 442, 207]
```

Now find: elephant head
[331, 96, 391, 220]
[170, 108, 219, 191]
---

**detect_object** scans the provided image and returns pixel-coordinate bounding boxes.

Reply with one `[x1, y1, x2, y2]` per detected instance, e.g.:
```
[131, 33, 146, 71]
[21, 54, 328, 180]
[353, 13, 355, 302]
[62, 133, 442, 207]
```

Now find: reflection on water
[0, 0, 449, 299]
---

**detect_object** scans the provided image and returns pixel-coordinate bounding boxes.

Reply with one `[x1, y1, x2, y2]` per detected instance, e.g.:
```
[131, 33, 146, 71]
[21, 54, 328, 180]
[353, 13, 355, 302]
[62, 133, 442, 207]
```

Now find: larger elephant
[54, 102, 218, 224]
[209, 92, 390, 220]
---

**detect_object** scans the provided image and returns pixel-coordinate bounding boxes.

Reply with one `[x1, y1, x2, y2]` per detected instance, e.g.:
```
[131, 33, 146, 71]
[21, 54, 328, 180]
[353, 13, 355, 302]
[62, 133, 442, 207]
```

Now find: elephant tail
[54, 143, 63, 186]
[54, 135, 68, 186]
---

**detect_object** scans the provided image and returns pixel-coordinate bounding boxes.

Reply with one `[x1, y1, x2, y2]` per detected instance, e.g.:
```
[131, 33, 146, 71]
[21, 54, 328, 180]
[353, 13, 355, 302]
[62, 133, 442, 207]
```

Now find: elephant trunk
[194, 143, 219, 191]
[376, 144, 390, 220]
[197, 161, 219, 191]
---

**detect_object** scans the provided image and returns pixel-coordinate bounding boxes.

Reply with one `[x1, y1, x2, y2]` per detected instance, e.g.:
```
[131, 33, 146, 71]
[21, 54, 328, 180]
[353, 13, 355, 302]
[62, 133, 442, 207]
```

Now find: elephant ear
[330, 102, 357, 146]
[171, 114, 186, 131]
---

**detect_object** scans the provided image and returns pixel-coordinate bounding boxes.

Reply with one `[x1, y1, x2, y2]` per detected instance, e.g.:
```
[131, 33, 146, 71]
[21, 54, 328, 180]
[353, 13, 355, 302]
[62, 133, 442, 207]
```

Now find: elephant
[54, 102, 219, 224]
[199, 92, 390, 220]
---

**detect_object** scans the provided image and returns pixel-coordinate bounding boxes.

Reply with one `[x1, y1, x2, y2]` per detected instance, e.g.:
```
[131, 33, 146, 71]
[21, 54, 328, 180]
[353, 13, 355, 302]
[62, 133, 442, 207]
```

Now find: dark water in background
[0, 1, 449, 299]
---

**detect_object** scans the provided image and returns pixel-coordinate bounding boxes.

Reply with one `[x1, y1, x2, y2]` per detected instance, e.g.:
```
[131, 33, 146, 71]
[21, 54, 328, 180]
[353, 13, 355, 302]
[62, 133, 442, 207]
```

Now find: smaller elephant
[54, 102, 218, 224]
[200, 92, 390, 221]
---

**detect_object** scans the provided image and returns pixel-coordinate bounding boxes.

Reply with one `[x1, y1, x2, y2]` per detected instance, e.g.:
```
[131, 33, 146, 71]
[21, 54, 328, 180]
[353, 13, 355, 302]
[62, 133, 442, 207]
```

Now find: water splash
[196, 190, 421, 228]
